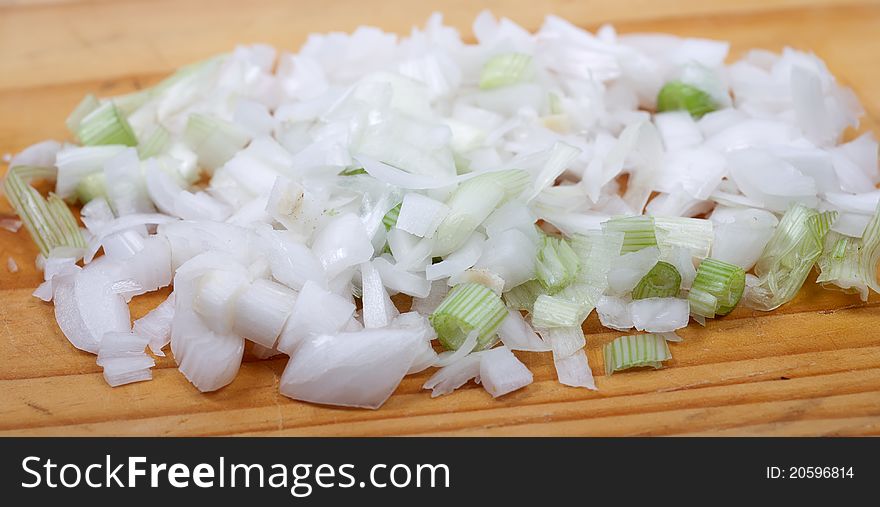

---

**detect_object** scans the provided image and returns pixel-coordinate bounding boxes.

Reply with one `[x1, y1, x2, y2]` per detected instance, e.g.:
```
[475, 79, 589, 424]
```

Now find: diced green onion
[137, 126, 171, 159]
[535, 234, 580, 294]
[75, 172, 107, 204]
[76, 102, 138, 147]
[531, 294, 587, 328]
[746, 205, 837, 311]
[432, 172, 507, 256]
[858, 200, 880, 295]
[816, 232, 866, 299]
[183, 113, 251, 171]
[632, 261, 681, 300]
[688, 257, 745, 318]
[430, 282, 507, 351]
[604, 334, 672, 375]
[382, 202, 401, 231]
[503, 279, 545, 313]
[3, 166, 85, 256]
[654, 216, 713, 259]
[479, 53, 534, 90]
[602, 216, 657, 253]
[656, 81, 717, 118]
[339, 167, 367, 176]
[65, 94, 100, 137]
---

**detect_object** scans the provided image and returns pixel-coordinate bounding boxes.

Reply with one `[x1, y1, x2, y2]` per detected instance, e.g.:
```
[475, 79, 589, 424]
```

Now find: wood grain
[1, 0, 879, 436]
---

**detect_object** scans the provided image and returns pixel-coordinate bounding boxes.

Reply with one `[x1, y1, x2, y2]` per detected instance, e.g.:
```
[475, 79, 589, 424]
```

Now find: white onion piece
[58, 257, 132, 354]
[159, 220, 255, 270]
[497, 309, 551, 352]
[372, 256, 431, 297]
[824, 191, 880, 215]
[629, 297, 690, 333]
[728, 149, 818, 212]
[174, 191, 232, 221]
[193, 269, 250, 335]
[831, 212, 871, 238]
[790, 65, 835, 147]
[654, 111, 703, 152]
[144, 159, 185, 216]
[434, 330, 479, 367]
[133, 292, 175, 356]
[10, 139, 61, 169]
[279, 327, 425, 409]
[80, 198, 116, 235]
[659, 246, 696, 290]
[479, 346, 533, 398]
[256, 227, 327, 290]
[411, 280, 449, 315]
[356, 155, 469, 190]
[55, 145, 127, 199]
[553, 349, 597, 390]
[606, 246, 660, 295]
[423, 353, 482, 397]
[171, 252, 248, 392]
[104, 148, 155, 216]
[276, 280, 355, 354]
[360, 261, 398, 328]
[597, 295, 634, 331]
[97, 332, 155, 387]
[85, 213, 177, 263]
[425, 232, 485, 281]
[33, 256, 79, 302]
[232, 279, 298, 348]
[710, 207, 778, 269]
[473, 228, 537, 291]
[539, 326, 586, 359]
[448, 268, 505, 296]
[311, 213, 374, 278]
[392, 312, 439, 374]
[395, 193, 450, 238]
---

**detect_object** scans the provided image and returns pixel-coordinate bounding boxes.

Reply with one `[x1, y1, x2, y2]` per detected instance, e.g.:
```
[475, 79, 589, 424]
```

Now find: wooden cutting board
[1, 0, 879, 436]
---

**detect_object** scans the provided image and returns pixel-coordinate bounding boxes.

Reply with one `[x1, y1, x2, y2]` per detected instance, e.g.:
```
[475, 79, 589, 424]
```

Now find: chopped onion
[479, 346, 533, 398]
[279, 327, 425, 409]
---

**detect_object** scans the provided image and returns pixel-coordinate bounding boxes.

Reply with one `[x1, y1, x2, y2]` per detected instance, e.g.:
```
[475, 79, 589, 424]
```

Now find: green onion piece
[746, 205, 837, 311]
[503, 279, 545, 313]
[479, 53, 534, 90]
[76, 102, 138, 147]
[633, 261, 682, 300]
[535, 234, 580, 294]
[603, 334, 672, 376]
[65, 94, 100, 137]
[75, 172, 107, 205]
[430, 282, 507, 351]
[3, 166, 86, 256]
[654, 216, 713, 259]
[656, 81, 717, 119]
[602, 216, 657, 253]
[183, 113, 251, 171]
[432, 172, 507, 256]
[339, 167, 367, 176]
[688, 258, 745, 318]
[382, 203, 401, 231]
[137, 126, 171, 159]
[816, 232, 867, 300]
[531, 294, 587, 328]
[858, 200, 880, 295]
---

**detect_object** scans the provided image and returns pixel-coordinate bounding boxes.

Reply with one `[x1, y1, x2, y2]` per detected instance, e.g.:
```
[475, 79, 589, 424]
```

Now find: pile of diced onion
[3, 11, 879, 409]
